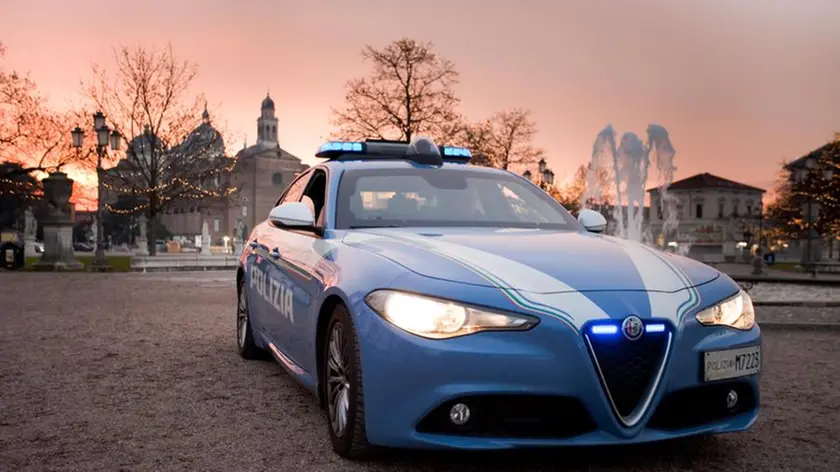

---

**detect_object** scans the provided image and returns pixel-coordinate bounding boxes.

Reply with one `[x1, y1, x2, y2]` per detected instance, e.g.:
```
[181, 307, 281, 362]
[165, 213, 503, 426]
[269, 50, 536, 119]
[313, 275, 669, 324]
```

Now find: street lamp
[72, 111, 121, 271]
[71, 127, 84, 148]
[93, 111, 106, 130]
[523, 163, 555, 191]
[110, 129, 121, 151]
[543, 168, 555, 187]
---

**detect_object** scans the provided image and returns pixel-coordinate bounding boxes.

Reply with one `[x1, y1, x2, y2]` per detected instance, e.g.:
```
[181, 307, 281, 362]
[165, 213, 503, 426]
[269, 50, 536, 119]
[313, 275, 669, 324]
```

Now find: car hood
[342, 227, 719, 294]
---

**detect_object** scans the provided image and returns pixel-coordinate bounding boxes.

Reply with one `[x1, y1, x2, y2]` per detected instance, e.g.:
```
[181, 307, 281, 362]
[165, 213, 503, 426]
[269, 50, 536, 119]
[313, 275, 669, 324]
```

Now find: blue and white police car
[236, 137, 761, 459]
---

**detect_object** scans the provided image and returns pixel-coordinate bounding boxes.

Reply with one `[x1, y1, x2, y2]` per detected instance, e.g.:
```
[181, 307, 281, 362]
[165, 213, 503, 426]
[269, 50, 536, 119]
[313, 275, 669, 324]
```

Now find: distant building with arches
[104, 94, 308, 246]
[647, 172, 766, 261]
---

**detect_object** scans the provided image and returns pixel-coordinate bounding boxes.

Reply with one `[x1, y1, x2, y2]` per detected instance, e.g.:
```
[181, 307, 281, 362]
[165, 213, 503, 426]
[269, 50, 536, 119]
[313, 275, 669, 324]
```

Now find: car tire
[323, 303, 375, 459]
[236, 278, 262, 360]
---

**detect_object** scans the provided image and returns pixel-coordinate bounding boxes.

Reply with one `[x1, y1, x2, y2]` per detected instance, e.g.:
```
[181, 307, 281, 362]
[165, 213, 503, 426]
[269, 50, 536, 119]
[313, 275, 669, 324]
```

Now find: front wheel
[236, 279, 262, 359]
[323, 304, 374, 459]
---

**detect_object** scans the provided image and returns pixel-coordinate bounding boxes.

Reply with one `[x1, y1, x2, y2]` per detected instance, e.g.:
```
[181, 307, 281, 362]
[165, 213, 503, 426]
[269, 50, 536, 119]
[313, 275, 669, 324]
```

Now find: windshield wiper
[348, 224, 403, 229]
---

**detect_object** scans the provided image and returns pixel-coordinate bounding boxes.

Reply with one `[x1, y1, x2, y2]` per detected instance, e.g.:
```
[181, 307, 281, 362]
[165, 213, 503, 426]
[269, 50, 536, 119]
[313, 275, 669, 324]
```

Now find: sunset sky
[3, 0, 840, 199]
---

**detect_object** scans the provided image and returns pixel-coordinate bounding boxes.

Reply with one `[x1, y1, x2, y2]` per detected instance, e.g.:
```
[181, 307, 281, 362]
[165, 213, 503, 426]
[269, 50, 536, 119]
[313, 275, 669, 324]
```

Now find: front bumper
[352, 297, 761, 450]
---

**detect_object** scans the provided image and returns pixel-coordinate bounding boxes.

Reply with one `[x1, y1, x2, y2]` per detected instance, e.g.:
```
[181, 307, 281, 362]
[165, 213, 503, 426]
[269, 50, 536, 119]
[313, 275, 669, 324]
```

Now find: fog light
[449, 403, 471, 426]
[725, 389, 738, 410]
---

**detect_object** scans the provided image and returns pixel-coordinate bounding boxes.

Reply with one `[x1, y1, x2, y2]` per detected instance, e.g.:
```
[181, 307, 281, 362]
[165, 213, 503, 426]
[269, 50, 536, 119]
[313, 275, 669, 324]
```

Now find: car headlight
[695, 290, 755, 330]
[365, 289, 539, 339]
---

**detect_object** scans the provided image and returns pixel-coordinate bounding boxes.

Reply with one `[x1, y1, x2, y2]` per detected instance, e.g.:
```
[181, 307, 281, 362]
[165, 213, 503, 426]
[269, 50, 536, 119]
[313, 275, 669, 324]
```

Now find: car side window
[300, 169, 328, 227]
[275, 172, 311, 208]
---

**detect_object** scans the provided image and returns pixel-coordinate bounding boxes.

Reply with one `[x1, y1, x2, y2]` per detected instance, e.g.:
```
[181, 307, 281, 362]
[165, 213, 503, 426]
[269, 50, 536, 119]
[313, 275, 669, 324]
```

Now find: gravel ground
[1, 271, 839, 472]
[758, 306, 840, 325]
[746, 283, 840, 303]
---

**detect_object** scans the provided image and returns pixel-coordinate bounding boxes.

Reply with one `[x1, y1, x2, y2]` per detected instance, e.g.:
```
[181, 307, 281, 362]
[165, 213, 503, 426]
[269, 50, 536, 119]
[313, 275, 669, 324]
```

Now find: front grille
[585, 330, 670, 425]
[416, 395, 597, 438]
[648, 381, 757, 430]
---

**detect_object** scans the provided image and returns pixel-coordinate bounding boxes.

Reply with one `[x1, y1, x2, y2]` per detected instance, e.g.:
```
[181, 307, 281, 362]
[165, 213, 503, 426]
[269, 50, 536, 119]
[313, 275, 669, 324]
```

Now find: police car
[236, 137, 761, 459]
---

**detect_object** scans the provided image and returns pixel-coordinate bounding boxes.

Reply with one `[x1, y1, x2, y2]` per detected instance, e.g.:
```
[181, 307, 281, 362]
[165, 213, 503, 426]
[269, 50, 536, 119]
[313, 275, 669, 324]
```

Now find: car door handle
[269, 248, 281, 259]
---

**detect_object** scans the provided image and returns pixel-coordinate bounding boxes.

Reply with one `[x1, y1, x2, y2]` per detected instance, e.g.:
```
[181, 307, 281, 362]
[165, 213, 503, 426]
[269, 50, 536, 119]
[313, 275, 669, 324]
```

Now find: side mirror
[578, 209, 607, 233]
[268, 202, 315, 228]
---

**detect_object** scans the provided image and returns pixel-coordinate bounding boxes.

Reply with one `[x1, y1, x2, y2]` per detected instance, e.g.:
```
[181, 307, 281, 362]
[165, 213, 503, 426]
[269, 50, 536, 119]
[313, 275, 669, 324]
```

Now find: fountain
[581, 124, 683, 252]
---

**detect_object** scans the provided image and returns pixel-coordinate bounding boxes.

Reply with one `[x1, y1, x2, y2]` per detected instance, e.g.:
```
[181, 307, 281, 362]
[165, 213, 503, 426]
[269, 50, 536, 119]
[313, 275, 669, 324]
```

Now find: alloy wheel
[326, 323, 351, 437]
[237, 287, 248, 348]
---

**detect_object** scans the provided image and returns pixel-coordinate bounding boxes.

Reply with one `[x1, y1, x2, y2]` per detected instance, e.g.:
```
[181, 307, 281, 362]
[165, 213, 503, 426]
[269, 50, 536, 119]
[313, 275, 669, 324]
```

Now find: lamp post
[524, 159, 555, 191]
[72, 112, 121, 271]
[742, 229, 752, 263]
[794, 156, 834, 277]
[751, 203, 766, 275]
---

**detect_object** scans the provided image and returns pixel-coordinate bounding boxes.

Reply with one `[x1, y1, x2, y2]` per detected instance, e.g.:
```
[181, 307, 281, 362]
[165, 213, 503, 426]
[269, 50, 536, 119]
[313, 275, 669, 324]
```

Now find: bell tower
[257, 92, 278, 148]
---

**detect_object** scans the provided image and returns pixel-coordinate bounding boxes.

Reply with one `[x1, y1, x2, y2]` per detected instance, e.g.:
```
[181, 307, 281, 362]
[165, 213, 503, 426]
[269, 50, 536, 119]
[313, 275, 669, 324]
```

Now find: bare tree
[555, 165, 588, 214]
[1, 41, 83, 178]
[84, 44, 237, 254]
[458, 109, 544, 171]
[486, 108, 544, 171]
[330, 38, 462, 143]
[457, 119, 495, 166]
[540, 164, 614, 215]
[0, 42, 36, 151]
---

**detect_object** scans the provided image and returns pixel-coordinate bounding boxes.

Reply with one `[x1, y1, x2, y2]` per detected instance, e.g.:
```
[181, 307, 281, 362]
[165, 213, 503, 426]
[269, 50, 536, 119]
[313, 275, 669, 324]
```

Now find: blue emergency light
[315, 139, 472, 164]
[318, 141, 365, 154]
[442, 146, 472, 158]
[590, 325, 618, 335]
[588, 322, 667, 336]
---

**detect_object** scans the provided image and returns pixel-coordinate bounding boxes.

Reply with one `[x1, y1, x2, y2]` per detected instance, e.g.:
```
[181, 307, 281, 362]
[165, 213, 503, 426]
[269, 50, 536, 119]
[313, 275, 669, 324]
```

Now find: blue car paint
[239, 159, 760, 450]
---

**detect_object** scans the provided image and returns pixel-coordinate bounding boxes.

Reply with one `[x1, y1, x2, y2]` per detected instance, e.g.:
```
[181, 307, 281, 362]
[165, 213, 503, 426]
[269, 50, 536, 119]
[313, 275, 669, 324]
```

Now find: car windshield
[335, 166, 581, 230]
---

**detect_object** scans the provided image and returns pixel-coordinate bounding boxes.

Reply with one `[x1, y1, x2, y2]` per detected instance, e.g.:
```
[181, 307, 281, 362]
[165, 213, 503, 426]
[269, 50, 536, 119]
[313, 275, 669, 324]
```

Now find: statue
[24, 207, 36, 238]
[200, 220, 211, 255]
[23, 207, 37, 257]
[233, 218, 246, 256]
[134, 214, 149, 256]
[90, 221, 98, 245]
[138, 214, 147, 239]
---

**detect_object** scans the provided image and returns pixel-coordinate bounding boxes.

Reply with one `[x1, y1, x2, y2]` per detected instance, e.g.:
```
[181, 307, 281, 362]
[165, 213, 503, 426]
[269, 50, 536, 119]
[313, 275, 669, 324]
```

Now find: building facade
[162, 94, 309, 244]
[226, 94, 310, 240]
[647, 173, 766, 261]
[104, 94, 309, 247]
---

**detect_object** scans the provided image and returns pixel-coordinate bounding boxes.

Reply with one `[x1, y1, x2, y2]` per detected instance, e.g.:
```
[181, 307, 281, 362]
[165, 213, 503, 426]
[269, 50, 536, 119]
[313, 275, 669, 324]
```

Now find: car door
[259, 171, 315, 368]
[269, 168, 333, 368]
[244, 223, 273, 342]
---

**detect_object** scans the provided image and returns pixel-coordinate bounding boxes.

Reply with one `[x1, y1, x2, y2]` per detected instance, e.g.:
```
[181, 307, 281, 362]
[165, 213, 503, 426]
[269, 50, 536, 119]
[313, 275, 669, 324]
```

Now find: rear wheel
[237, 279, 262, 359]
[323, 304, 374, 459]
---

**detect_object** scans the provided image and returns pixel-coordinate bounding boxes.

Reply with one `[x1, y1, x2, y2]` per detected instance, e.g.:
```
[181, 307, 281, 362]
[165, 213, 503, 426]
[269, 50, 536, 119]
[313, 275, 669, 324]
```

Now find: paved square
[1, 272, 838, 471]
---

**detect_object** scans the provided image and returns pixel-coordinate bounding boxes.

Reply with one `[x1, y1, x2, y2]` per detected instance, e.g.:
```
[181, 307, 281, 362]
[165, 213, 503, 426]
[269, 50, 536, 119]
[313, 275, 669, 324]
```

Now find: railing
[814, 262, 840, 273]
[131, 253, 239, 271]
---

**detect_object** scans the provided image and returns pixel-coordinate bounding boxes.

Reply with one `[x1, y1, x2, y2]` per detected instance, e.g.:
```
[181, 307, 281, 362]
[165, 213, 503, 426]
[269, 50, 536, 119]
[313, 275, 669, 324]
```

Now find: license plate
[703, 345, 761, 382]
